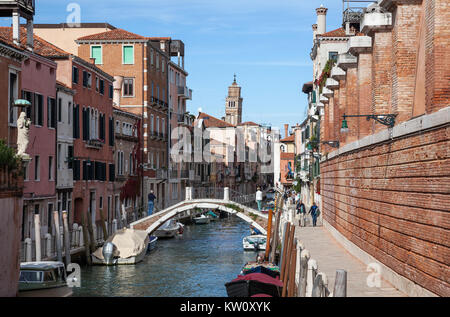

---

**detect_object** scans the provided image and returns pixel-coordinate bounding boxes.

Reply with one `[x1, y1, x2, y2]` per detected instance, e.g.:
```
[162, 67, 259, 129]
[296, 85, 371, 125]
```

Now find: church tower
[225, 74, 243, 126]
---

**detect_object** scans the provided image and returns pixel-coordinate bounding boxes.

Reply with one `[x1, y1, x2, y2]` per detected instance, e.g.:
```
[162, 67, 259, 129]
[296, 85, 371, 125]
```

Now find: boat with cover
[193, 214, 210, 224]
[225, 273, 283, 297]
[91, 228, 149, 265]
[18, 261, 73, 297]
[207, 210, 219, 221]
[154, 219, 181, 238]
[243, 234, 267, 251]
[241, 261, 280, 279]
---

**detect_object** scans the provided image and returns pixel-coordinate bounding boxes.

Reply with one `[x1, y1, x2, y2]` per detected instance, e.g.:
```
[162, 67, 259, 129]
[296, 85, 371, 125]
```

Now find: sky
[1, 0, 345, 135]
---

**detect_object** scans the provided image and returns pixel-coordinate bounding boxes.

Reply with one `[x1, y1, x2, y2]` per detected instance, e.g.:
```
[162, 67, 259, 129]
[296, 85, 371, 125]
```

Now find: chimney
[12, 11, 20, 45]
[316, 5, 328, 35]
[113, 76, 124, 107]
[284, 124, 289, 139]
[312, 24, 318, 41]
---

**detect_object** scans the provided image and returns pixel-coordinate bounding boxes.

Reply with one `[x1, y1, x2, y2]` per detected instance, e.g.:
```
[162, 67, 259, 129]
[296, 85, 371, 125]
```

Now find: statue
[17, 111, 31, 160]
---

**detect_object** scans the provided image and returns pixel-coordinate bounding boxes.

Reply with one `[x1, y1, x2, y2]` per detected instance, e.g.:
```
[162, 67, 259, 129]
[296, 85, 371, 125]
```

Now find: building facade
[316, 1, 450, 297]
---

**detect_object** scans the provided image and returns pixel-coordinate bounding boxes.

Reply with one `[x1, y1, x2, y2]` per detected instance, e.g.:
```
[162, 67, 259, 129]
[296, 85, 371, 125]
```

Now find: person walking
[308, 202, 319, 227]
[256, 187, 263, 211]
[147, 190, 156, 216]
[296, 200, 306, 227]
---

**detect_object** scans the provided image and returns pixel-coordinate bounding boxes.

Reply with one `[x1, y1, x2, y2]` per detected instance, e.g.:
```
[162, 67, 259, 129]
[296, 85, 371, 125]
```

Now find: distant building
[224, 75, 243, 126]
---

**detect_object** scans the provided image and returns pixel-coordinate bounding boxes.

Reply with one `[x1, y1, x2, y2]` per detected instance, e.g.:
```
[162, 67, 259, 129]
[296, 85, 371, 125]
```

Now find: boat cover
[231, 273, 283, 287]
[92, 228, 148, 260]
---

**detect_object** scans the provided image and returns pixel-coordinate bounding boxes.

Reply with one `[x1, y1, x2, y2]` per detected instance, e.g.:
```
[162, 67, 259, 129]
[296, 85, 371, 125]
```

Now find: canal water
[73, 215, 259, 297]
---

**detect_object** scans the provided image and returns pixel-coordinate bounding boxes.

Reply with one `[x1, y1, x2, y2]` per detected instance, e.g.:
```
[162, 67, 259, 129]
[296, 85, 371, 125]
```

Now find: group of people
[255, 187, 320, 227]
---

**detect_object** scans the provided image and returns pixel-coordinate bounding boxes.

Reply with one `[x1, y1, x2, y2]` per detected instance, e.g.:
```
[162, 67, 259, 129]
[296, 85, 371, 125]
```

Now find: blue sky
[1, 0, 344, 135]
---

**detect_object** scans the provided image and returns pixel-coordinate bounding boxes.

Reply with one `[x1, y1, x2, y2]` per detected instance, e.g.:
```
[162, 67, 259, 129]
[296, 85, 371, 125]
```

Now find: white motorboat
[18, 261, 73, 297]
[243, 235, 267, 251]
[193, 214, 210, 224]
[91, 228, 149, 265]
[154, 219, 181, 239]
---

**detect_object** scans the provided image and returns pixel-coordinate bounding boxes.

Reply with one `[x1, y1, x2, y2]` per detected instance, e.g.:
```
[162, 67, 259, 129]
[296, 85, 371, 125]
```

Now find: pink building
[0, 27, 57, 240]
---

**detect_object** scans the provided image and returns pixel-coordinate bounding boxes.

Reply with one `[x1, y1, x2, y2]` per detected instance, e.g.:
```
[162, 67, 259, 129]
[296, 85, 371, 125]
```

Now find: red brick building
[316, 0, 449, 296]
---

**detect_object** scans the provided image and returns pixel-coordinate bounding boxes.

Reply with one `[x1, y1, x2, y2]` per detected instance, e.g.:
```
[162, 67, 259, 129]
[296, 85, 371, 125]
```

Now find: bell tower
[225, 74, 243, 126]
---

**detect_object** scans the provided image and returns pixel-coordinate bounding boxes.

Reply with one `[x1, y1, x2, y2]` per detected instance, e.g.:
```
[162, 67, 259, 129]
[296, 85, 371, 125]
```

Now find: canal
[73, 215, 258, 297]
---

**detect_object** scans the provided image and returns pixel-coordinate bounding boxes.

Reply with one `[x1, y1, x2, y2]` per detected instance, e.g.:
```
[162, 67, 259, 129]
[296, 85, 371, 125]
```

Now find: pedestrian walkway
[295, 225, 406, 297]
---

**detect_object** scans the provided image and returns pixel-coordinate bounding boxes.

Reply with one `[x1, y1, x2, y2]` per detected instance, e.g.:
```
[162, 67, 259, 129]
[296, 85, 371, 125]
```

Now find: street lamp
[341, 113, 397, 133]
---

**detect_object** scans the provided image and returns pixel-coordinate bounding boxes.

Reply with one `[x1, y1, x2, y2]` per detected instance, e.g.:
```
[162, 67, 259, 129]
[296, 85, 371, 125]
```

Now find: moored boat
[243, 235, 267, 251]
[91, 228, 149, 265]
[154, 219, 181, 238]
[241, 261, 280, 279]
[147, 236, 158, 252]
[18, 261, 73, 297]
[193, 214, 210, 225]
[225, 273, 283, 297]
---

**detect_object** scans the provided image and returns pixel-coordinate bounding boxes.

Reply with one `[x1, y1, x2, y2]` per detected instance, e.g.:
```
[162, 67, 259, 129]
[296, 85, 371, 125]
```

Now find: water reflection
[73, 215, 259, 297]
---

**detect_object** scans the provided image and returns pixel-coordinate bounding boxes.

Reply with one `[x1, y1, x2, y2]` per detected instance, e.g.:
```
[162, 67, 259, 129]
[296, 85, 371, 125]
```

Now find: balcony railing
[85, 138, 104, 149]
[177, 85, 192, 100]
[156, 169, 167, 180]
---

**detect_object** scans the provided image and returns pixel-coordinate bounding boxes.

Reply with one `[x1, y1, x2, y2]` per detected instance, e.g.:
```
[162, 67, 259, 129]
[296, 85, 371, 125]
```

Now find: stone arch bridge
[130, 187, 269, 236]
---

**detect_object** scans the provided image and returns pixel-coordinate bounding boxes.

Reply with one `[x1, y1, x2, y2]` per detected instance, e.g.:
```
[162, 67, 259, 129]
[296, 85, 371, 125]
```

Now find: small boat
[18, 261, 73, 297]
[207, 210, 219, 221]
[225, 273, 283, 297]
[147, 236, 158, 252]
[193, 214, 210, 225]
[91, 228, 149, 265]
[154, 219, 181, 239]
[241, 261, 280, 279]
[243, 235, 267, 251]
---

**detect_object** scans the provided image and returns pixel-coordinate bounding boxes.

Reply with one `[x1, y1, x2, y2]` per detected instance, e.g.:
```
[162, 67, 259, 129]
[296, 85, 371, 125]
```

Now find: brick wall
[321, 124, 450, 296]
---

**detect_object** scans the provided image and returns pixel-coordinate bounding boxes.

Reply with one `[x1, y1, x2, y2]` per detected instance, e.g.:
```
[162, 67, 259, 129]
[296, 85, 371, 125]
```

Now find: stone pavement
[295, 225, 406, 297]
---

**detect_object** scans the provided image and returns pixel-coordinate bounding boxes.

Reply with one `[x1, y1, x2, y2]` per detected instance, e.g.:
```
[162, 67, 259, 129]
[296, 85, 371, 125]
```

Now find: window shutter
[123, 46, 134, 64]
[51, 98, 57, 128]
[73, 160, 80, 180]
[91, 46, 102, 64]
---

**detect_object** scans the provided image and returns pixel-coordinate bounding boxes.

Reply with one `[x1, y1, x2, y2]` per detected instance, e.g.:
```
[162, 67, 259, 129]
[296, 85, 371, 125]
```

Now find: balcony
[325, 78, 339, 91]
[361, 11, 393, 34]
[331, 66, 346, 81]
[348, 36, 372, 55]
[322, 87, 334, 98]
[155, 169, 167, 180]
[319, 94, 329, 104]
[85, 138, 104, 150]
[169, 169, 178, 179]
[337, 53, 357, 70]
[177, 85, 192, 100]
[0, 1, 35, 18]
[180, 170, 189, 179]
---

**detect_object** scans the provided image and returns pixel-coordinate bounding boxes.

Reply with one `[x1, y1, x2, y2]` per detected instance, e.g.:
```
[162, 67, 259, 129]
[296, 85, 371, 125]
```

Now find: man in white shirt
[256, 187, 263, 211]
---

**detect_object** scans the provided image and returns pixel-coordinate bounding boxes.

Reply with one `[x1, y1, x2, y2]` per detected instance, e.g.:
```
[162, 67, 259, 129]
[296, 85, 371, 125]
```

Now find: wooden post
[333, 270, 347, 297]
[34, 212, 42, 261]
[264, 208, 273, 261]
[52, 211, 63, 263]
[279, 222, 291, 279]
[287, 241, 297, 297]
[282, 227, 295, 297]
[270, 196, 282, 263]
[62, 211, 72, 266]
[45, 233, 52, 258]
[99, 209, 108, 241]
[24, 238, 32, 262]
[86, 210, 96, 253]
[81, 213, 92, 265]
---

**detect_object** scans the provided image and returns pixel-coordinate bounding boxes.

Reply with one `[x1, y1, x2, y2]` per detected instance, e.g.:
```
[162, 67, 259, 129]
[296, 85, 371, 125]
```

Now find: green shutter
[91, 46, 102, 64]
[123, 46, 134, 64]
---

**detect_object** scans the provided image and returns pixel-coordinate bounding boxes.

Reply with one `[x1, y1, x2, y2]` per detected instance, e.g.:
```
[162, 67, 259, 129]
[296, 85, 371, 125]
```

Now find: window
[150, 49, 154, 65]
[156, 54, 159, 69]
[9, 71, 18, 125]
[162, 58, 165, 73]
[150, 114, 154, 133]
[82, 71, 92, 88]
[48, 156, 53, 180]
[95, 77, 99, 92]
[123, 45, 134, 64]
[68, 102, 72, 125]
[72, 66, 79, 84]
[91, 45, 102, 65]
[57, 144, 62, 170]
[123, 78, 134, 97]
[35, 94, 43, 126]
[329, 51, 338, 62]
[73, 104, 80, 139]
[34, 156, 40, 181]
[99, 79, 105, 95]
[68, 146, 73, 169]
[47, 97, 56, 128]
[58, 98, 62, 123]
[22, 90, 34, 124]
[109, 84, 113, 99]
